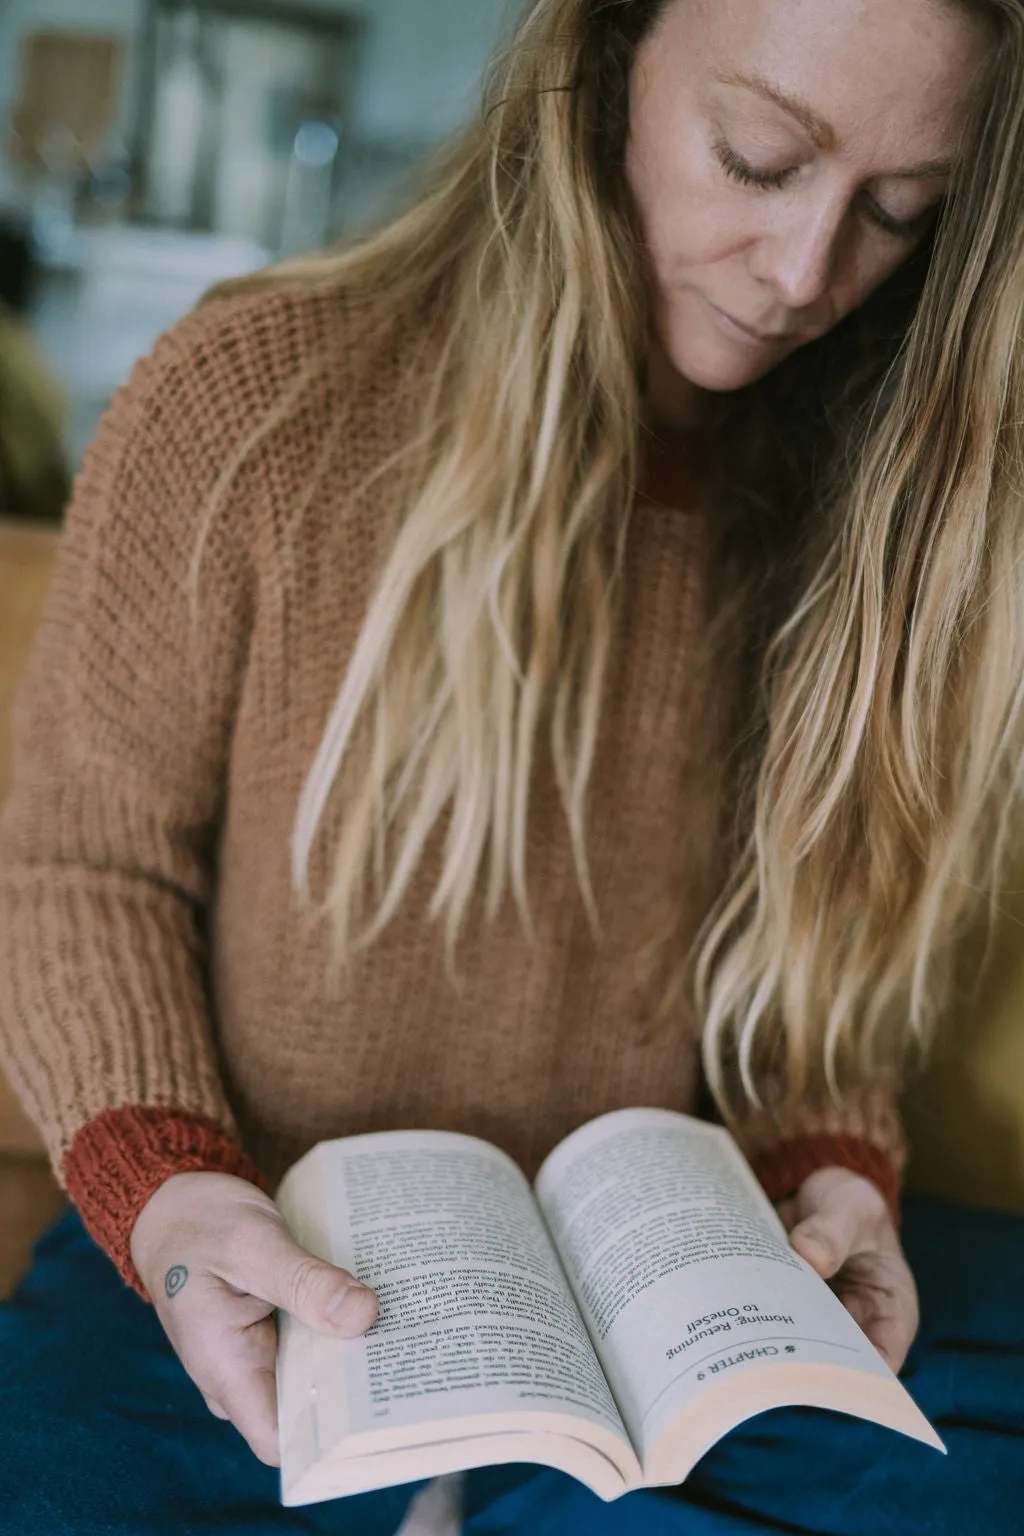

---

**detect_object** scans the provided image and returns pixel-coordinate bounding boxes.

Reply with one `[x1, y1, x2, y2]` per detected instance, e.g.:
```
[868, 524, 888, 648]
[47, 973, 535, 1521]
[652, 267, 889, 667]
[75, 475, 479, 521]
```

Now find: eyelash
[712, 139, 926, 241]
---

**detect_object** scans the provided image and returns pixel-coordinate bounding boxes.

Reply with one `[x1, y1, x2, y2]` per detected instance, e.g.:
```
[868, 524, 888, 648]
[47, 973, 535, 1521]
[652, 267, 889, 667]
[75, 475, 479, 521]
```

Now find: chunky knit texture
[751, 1135, 902, 1228]
[63, 1108, 269, 1299]
[0, 287, 906, 1291]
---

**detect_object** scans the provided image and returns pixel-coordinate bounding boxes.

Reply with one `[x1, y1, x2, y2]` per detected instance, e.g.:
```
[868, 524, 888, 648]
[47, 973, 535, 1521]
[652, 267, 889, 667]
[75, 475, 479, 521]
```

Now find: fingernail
[796, 1233, 829, 1269]
[327, 1281, 371, 1326]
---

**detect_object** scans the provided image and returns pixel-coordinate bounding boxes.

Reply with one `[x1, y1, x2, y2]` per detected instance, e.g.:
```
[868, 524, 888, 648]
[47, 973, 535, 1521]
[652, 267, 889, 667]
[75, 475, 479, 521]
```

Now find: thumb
[236, 1216, 379, 1338]
[786, 1168, 891, 1280]
[788, 1213, 853, 1280]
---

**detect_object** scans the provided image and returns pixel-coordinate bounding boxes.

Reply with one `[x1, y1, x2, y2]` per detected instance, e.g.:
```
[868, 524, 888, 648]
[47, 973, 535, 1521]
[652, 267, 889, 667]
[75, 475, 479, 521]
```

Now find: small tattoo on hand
[164, 1264, 189, 1299]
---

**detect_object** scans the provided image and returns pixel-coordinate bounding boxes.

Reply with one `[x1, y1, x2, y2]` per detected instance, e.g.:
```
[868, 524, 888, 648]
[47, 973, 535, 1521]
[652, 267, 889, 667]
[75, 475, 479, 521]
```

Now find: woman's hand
[777, 1166, 919, 1373]
[129, 1170, 379, 1466]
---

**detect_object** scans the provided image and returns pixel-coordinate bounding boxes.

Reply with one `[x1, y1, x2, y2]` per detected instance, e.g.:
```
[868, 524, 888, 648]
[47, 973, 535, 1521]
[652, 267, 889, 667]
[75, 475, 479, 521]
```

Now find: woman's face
[627, 0, 990, 406]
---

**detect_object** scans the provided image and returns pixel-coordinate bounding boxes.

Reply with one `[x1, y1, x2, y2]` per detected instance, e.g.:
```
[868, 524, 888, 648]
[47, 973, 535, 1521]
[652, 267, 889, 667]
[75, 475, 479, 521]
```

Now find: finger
[788, 1211, 858, 1280]
[159, 1276, 283, 1465]
[787, 1172, 890, 1278]
[226, 1212, 378, 1339]
[875, 1310, 916, 1376]
[835, 1253, 920, 1373]
[838, 1282, 916, 1372]
[195, 1314, 282, 1467]
[217, 1362, 281, 1467]
[154, 1266, 276, 1363]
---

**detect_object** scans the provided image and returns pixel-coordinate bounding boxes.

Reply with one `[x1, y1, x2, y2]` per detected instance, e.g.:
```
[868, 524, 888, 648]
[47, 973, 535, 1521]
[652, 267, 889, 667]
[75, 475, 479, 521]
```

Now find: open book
[274, 1108, 943, 1505]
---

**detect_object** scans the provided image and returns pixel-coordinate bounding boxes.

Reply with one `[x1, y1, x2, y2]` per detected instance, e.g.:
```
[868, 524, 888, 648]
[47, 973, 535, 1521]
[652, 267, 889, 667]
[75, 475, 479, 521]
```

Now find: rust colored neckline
[635, 426, 710, 512]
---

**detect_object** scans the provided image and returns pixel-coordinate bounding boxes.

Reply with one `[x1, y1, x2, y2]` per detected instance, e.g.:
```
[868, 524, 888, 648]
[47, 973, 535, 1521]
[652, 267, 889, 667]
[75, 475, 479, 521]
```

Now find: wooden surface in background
[0, 1162, 66, 1298]
[0, 519, 62, 1294]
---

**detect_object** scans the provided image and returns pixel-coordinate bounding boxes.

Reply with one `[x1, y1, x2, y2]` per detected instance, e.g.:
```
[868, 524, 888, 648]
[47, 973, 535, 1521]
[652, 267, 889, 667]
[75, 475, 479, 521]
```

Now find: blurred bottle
[279, 118, 341, 258]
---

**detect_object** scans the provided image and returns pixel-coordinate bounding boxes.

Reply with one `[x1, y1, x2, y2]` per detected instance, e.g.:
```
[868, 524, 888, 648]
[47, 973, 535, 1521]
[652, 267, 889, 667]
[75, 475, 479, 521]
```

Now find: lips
[707, 300, 788, 341]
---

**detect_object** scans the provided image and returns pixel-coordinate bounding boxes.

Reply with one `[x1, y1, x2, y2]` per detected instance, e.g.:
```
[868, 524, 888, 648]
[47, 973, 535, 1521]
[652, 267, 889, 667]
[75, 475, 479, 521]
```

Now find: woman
[0, 0, 1021, 1531]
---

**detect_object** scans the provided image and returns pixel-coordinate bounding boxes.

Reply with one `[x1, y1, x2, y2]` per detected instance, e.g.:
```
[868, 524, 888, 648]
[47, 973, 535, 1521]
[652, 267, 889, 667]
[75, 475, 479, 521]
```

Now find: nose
[753, 195, 845, 313]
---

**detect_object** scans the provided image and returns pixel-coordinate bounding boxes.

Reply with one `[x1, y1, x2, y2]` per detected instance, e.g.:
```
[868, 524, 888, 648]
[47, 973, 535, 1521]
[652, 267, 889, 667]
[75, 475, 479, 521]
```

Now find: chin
[658, 294, 795, 393]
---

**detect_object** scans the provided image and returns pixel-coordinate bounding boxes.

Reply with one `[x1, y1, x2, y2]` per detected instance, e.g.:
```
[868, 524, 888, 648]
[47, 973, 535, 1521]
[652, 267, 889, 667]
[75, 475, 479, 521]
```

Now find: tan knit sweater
[0, 287, 904, 1293]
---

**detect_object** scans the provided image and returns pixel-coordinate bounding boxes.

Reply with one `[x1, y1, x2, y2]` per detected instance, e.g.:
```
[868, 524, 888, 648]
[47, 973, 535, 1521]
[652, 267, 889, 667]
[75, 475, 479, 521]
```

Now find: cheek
[629, 147, 736, 285]
[627, 82, 734, 272]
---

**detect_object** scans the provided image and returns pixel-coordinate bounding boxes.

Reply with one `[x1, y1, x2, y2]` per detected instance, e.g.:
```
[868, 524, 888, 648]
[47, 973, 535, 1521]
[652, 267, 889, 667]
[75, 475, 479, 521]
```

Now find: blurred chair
[0, 519, 65, 1297]
[903, 870, 1024, 1216]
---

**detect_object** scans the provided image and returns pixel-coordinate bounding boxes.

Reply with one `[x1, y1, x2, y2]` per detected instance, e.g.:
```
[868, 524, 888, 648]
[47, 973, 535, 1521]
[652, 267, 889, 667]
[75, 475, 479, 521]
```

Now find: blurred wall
[0, 0, 518, 471]
[0, 0, 516, 214]
[348, 0, 513, 141]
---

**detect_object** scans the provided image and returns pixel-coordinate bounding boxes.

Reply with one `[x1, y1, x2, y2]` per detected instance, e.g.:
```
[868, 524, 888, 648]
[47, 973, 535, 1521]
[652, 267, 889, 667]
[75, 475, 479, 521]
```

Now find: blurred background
[0, 0, 514, 513]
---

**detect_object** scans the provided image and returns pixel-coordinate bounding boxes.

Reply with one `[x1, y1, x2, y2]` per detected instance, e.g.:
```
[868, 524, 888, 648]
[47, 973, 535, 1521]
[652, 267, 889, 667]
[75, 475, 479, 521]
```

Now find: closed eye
[712, 139, 935, 242]
[714, 139, 793, 192]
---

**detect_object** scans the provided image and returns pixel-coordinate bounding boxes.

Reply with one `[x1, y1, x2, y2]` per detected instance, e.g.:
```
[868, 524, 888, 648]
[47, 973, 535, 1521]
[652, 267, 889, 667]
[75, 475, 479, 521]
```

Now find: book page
[276, 1131, 631, 1461]
[535, 1109, 904, 1465]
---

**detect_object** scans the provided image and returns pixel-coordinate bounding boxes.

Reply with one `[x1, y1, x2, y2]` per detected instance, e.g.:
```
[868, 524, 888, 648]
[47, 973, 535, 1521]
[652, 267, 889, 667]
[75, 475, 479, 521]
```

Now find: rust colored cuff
[62, 1105, 270, 1300]
[750, 1133, 901, 1228]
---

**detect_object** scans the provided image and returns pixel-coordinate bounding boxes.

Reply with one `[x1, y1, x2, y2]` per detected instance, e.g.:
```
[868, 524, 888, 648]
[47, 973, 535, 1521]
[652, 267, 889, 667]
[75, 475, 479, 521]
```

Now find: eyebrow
[714, 68, 954, 180]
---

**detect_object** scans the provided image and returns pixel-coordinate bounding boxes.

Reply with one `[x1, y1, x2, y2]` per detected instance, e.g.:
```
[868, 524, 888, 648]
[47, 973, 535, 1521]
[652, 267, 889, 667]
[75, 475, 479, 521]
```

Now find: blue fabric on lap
[461, 1197, 1024, 1535]
[1, 1195, 1021, 1535]
[0, 1207, 425, 1536]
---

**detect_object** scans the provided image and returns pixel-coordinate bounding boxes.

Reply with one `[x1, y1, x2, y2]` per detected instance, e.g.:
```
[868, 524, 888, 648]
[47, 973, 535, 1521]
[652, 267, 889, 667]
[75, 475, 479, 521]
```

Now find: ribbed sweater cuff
[62, 1106, 270, 1299]
[750, 1133, 901, 1228]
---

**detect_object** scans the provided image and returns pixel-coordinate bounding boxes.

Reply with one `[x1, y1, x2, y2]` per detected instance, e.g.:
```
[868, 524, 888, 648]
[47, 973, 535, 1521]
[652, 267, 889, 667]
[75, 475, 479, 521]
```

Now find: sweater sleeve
[729, 1085, 907, 1225]
[0, 297, 290, 1294]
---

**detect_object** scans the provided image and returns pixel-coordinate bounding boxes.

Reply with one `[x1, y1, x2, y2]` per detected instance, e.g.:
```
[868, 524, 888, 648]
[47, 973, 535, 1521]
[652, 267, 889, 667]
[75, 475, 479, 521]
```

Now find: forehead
[674, 0, 990, 163]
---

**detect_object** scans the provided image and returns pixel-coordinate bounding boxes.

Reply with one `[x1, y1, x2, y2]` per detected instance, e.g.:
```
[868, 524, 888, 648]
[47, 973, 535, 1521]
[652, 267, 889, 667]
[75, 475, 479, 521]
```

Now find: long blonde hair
[203, 0, 1024, 1119]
